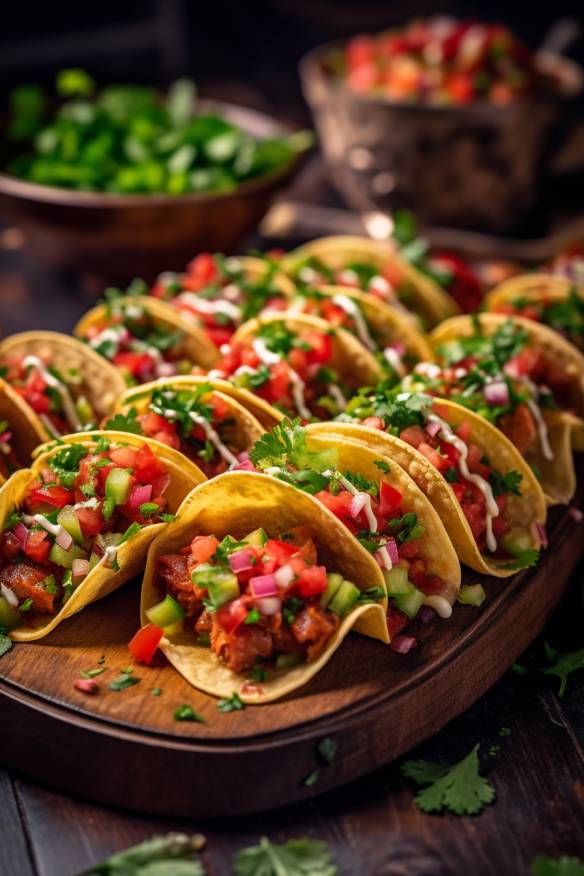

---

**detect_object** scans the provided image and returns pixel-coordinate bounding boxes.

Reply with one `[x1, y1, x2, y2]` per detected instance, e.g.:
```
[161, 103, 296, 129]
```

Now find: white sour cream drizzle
[23, 356, 82, 435]
[22, 513, 61, 536]
[424, 595, 453, 619]
[331, 294, 375, 350]
[426, 412, 500, 553]
[102, 545, 119, 569]
[1, 583, 18, 608]
[176, 293, 242, 323]
[324, 469, 392, 570]
[88, 325, 126, 353]
[525, 398, 553, 461]
[383, 347, 405, 377]
[252, 339, 312, 419]
[189, 412, 239, 467]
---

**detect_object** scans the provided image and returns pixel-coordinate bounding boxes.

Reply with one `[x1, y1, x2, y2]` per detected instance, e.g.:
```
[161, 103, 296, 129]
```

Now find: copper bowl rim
[0, 98, 303, 208]
[300, 38, 584, 116]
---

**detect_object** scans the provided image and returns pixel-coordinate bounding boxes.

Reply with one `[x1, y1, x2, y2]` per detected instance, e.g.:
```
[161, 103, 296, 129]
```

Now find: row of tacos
[0, 237, 582, 704]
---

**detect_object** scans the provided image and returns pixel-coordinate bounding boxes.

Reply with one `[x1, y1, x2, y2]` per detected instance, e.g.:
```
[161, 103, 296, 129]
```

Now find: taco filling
[148, 526, 371, 674]
[343, 388, 535, 563]
[215, 321, 352, 420]
[110, 384, 249, 478]
[0, 355, 99, 438]
[150, 253, 289, 347]
[492, 288, 584, 352]
[79, 293, 194, 384]
[248, 421, 452, 634]
[0, 437, 173, 632]
[0, 421, 19, 480]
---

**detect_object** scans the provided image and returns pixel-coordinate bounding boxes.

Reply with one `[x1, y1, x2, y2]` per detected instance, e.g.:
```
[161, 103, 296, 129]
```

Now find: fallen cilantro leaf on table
[401, 743, 495, 815]
[542, 644, 584, 697]
[302, 769, 319, 787]
[81, 667, 106, 679]
[174, 704, 205, 723]
[0, 628, 12, 658]
[317, 737, 337, 766]
[78, 832, 206, 875]
[531, 855, 584, 875]
[217, 692, 245, 713]
[109, 670, 140, 692]
[233, 837, 337, 876]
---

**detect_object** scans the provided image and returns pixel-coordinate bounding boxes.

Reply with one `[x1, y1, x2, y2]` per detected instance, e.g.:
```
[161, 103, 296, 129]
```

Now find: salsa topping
[494, 288, 584, 351]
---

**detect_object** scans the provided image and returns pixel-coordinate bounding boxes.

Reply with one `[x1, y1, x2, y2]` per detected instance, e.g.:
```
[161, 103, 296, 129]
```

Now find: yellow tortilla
[5, 431, 206, 642]
[74, 296, 219, 373]
[0, 378, 48, 483]
[141, 471, 389, 704]
[281, 235, 459, 328]
[308, 400, 547, 577]
[0, 331, 128, 437]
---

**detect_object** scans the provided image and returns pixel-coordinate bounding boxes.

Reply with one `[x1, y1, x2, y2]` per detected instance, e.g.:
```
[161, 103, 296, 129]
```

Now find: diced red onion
[56, 527, 73, 551]
[374, 548, 392, 569]
[349, 492, 368, 519]
[483, 381, 509, 406]
[250, 574, 278, 598]
[13, 522, 29, 549]
[156, 362, 177, 378]
[129, 484, 152, 509]
[255, 596, 282, 616]
[74, 678, 98, 695]
[426, 420, 442, 438]
[234, 459, 256, 471]
[228, 549, 255, 574]
[419, 605, 436, 624]
[388, 341, 406, 356]
[390, 635, 417, 654]
[1, 583, 18, 608]
[530, 521, 548, 550]
[569, 506, 583, 522]
[72, 558, 89, 581]
[0, 430, 12, 444]
[386, 537, 399, 565]
[274, 563, 295, 589]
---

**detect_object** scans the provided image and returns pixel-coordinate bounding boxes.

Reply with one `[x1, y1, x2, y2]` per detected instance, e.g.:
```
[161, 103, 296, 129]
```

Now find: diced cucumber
[394, 586, 425, 619]
[57, 507, 84, 546]
[75, 395, 94, 425]
[244, 528, 268, 547]
[192, 564, 239, 608]
[276, 653, 304, 669]
[49, 543, 88, 569]
[383, 565, 411, 596]
[146, 594, 186, 628]
[501, 526, 533, 558]
[329, 579, 360, 617]
[320, 572, 343, 609]
[457, 584, 486, 607]
[105, 468, 132, 508]
[0, 596, 21, 630]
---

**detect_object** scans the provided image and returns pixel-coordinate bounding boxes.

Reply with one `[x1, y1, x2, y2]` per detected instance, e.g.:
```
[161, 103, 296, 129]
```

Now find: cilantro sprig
[233, 837, 337, 876]
[401, 743, 495, 815]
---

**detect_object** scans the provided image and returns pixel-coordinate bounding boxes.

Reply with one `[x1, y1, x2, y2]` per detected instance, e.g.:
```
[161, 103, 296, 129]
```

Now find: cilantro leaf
[542, 645, 584, 697]
[401, 743, 495, 815]
[233, 836, 337, 876]
[104, 409, 143, 435]
[174, 704, 206, 723]
[501, 549, 540, 571]
[250, 420, 337, 473]
[0, 632, 13, 658]
[217, 692, 245, 713]
[48, 443, 88, 485]
[80, 833, 206, 875]
[488, 469, 523, 498]
[531, 856, 584, 876]
[374, 459, 390, 473]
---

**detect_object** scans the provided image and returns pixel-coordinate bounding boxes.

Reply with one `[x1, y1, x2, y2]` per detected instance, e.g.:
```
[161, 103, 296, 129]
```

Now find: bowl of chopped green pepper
[0, 70, 310, 280]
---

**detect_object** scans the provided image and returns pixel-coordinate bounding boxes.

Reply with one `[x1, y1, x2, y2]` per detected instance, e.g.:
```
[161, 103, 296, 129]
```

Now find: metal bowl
[300, 43, 583, 233]
[0, 100, 304, 281]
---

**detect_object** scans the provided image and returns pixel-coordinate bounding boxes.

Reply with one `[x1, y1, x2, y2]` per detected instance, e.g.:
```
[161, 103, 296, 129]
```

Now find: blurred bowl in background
[0, 100, 304, 282]
[300, 43, 583, 233]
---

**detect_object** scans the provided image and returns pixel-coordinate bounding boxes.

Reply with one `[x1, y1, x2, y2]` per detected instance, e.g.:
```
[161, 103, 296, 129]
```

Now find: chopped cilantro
[174, 704, 205, 723]
[251, 666, 267, 683]
[388, 512, 425, 543]
[80, 480, 96, 498]
[139, 502, 162, 517]
[445, 466, 459, 483]
[109, 670, 140, 691]
[489, 469, 523, 497]
[401, 743, 495, 815]
[341, 470, 377, 496]
[501, 549, 539, 571]
[217, 692, 245, 713]
[80, 667, 106, 679]
[19, 597, 33, 612]
[119, 522, 143, 545]
[152, 688, 162, 697]
[48, 443, 88, 485]
[42, 574, 57, 595]
[233, 837, 337, 876]
[317, 737, 337, 766]
[95, 436, 111, 453]
[104, 409, 143, 434]
[250, 419, 337, 474]
[160, 513, 176, 523]
[0, 630, 13, 658]
[374, 459, 390, 473]
[542, 643, 584, 697]
[303, 769, 319, 787]
[283, 596, 303, 625]
[244, 608, 262, 625]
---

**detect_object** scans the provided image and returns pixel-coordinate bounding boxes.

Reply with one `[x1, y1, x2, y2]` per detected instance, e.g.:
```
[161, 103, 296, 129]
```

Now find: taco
[422, 314, 584, 504]
[485, 275, 584, 352]
[0, 331, 127, 440]
[74, 292, 219, 385]
[149, 252, 295, 347]
[281, 235, 458, 328]
[283, 285, 432, 379]
[248, 420, 461, 626]
[214, 312, 381, 420]
[320, 387, 546, 576]
[0, 378, 48, 484]
[109, 377, 265, 478]
[139, 471, 388, 703]
[0, 431, 205, 642]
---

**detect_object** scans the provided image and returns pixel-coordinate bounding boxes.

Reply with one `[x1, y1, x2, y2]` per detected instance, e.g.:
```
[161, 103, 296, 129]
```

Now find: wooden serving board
[1, 475, 582, 818]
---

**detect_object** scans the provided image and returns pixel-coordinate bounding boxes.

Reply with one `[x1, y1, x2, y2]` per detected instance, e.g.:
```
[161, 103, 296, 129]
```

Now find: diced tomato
[445, 73, 474, 103]
[205, 326, 234, 348]
[288, 347, 308, 373]
[152, 430, 181, 451]
[210, 394, 230, 420]
[264, 538, 298, 566]
[304, 331, 333, 365]
[21, 389, 51, 414]
[281, 526, 318, 565]
[186, 252, 219, 288]
[264, 360, 292, 406]
[378, 481, 403, 516]
[128, 623, 163, 664]
[215, 597, 249, 635]
[456, 420, 472, 443]
[76, 505, 104, 538]
[113, 352, 155, 379]
[508, 347, 541, 377]
[315, 489, 354, 522]
[400, 425, 426, 449]
[362, 416, 385, 431]
[24, 530, 50, 564]
[191, 535, 219, 565]
[418, 442, 448, 471]
[109, 446, 138, 469]
[140, 411, 171, 435]
[28, 485, 73, 509]
[295, 565, 327, 598]
[134, 443, 167, 483]
[387, 608, 409, 638]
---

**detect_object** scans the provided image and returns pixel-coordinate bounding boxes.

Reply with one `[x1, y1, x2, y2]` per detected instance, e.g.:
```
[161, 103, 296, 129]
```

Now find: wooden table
[1, 229, 584, 876]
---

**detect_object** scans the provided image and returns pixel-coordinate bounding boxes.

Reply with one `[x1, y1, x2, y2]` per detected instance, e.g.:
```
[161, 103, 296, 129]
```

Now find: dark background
[1, 0, 583, 122]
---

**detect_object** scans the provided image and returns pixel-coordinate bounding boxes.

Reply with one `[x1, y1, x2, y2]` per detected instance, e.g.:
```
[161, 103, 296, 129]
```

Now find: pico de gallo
[343, 387, 537, 565]
[248, 420, 454, 638]
[0, 420, 20, 480]
[340, 18, 540, 105]
[0, 437, 174, 632]
[109, 383, 248, 478]
[492, 288, 584, 352]
[0, 355, 98, 438]
[149, 253, 289, 348]
[408, 320, 577, 465]
[138, 525, 371, 674]
[213, 320, 354, 420]
[79, 292, 193, 385]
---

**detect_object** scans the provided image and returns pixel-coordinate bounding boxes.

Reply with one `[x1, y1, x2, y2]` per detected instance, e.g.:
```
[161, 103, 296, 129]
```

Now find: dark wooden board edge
[1, 500, 580, 817]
